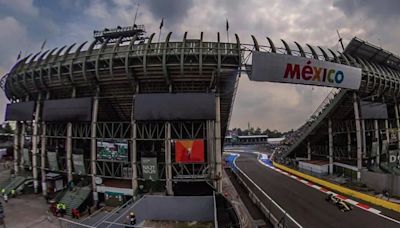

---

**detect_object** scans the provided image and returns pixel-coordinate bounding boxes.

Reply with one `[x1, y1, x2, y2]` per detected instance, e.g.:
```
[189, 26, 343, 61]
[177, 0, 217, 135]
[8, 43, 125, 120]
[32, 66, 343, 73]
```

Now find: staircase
[58, 186, 91, 216]
[2, 176, 29, 194]
[281, 88, 349, 158]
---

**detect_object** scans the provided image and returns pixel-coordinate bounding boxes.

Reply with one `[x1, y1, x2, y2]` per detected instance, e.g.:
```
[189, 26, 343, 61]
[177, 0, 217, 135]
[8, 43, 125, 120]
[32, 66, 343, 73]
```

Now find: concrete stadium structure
[2, 23, 400, 205]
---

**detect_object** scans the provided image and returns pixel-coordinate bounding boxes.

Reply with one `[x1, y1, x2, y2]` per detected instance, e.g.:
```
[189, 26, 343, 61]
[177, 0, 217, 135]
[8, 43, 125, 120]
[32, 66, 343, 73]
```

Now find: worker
[3, 194, 8, 203]
[1, 189, 4, 196]
[10, 189, 15, 198]
[129, 212, 136, 225]
[61, 203, 66, 217]
[71, 208, 80, 219]
[56, 203, 61, 216]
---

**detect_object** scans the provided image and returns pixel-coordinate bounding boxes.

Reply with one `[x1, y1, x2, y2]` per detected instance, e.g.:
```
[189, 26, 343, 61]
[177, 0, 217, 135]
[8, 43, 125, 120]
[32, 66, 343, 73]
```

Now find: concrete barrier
[273, 162, 400, 213]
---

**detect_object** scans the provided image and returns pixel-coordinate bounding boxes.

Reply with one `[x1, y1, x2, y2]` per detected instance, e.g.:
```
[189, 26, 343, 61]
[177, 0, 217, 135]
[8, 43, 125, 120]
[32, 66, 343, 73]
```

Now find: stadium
[2, 23, 400, 226]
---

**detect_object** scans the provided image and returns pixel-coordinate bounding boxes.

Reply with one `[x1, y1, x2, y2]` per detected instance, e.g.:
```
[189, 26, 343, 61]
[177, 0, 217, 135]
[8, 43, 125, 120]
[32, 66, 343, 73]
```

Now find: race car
[325, 193, 352, 212]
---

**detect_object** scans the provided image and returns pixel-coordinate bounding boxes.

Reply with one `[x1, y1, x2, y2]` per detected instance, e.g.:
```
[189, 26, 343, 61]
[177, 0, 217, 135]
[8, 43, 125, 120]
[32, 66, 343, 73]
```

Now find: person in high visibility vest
[56, 203, 61, 216]
[61, 203, 66, 217]
[10, 189, 15, 198]
[1, 189, 5, 196]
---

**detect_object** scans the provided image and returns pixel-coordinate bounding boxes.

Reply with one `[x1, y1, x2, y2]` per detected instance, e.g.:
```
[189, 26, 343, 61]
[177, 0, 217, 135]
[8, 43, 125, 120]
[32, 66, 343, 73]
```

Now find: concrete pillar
[32, 96, 41, 193]
[207, 120, 215, 183]
[165, 122, 173, 195]
[13, 121, 21, 174]
[19, 122, 26, 170]
[347, 130, 351, 153]
[394, 100, 400, 149]
[328, 119, 333, 174]
[385, 119, 390, 145]
[353, 92, 362, 180]
[91, 95, 99, 202]
[307, 141, 311, 160]
[361, 119, 367, 158]
[66, 88, 76, 183]
[374, 120, 380, 165]
[41, 123, 47, 196]
[130, 121, 138, 195]
[215, 94, 222, 193]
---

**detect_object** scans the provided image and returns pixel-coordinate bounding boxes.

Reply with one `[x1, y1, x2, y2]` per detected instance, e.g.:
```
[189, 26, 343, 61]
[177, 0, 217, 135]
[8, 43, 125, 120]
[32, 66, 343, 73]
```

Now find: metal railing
[232, 155, 302, 228]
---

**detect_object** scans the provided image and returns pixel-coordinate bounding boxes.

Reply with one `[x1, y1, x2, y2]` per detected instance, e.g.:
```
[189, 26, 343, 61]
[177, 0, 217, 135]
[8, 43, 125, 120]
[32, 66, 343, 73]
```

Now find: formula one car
[325, 194, 352, 212]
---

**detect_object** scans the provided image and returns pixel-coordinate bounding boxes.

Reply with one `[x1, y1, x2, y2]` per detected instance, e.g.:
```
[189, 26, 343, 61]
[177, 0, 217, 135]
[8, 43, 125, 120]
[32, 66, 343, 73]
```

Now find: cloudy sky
[0, 0, 399, 131]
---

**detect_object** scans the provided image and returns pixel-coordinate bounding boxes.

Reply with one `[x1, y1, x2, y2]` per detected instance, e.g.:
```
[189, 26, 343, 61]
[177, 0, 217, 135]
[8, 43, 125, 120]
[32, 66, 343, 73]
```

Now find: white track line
[254, 153, 400, 225]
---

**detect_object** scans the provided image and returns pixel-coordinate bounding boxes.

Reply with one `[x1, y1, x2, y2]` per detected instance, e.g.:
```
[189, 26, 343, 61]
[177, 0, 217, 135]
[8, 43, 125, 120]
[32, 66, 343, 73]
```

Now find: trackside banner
[250, 51, 362, 89]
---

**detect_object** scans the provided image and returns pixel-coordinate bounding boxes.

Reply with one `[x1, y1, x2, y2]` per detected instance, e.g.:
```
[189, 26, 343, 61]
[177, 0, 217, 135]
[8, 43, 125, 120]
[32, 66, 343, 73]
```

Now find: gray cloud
[333, 0, 400, 20]
[143, 0, 194, 26]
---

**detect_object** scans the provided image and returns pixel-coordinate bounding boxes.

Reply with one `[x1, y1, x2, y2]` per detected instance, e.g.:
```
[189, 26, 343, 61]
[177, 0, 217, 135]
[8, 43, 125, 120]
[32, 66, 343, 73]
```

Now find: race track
[234, 152, 400, 228]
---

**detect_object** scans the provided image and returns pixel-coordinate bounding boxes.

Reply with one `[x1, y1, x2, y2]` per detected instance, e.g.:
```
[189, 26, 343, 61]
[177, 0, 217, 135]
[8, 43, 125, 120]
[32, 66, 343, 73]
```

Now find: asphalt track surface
[235, 152, 400, 228]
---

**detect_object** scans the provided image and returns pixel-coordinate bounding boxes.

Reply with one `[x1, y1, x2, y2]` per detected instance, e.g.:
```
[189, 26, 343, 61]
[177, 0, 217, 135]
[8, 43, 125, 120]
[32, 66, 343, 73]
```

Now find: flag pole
[158, 18, 164, 43]
[226, 19, 230, 43]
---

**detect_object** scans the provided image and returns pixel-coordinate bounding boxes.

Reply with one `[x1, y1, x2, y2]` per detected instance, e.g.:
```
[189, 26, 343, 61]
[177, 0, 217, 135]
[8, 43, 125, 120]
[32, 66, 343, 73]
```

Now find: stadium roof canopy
[344, 37, 400, 71]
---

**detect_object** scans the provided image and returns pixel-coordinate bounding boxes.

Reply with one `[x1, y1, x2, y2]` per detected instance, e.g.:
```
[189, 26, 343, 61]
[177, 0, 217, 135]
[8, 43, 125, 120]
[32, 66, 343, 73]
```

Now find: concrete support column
[385, 119, 390, 144]
[165, 122, 173, 195]
[66, 88, 76, 183]
[361, 119, 367, 158]
[19, 122, 26, 170]
[307, 141, 311, 160]
[130, 121, 138, 195]
[32, 96, 41, 193]
[374, 120, 380, 165]
[353, 92, 362, 180]
[395, 100, 400, 149]
[13, 121, 21, 174]
[328, 119, 333, 174]
[207, 120, 215, 183]
[215, 94, 222, 193]
[41, 122, 47, 196]
[66, 122, 73, 182]
[91, 95, 99, 202]
[347, 130, 351, 153]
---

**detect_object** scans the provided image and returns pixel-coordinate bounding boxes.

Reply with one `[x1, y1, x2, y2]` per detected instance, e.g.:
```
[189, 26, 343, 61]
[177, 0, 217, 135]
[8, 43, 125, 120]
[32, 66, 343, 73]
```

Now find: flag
[175, 140, 204, 163]
[17, 51, 22, 60]
[40, 39, 47, 51]
[159, 18, 164, 30]
[226, 19, 229, 31]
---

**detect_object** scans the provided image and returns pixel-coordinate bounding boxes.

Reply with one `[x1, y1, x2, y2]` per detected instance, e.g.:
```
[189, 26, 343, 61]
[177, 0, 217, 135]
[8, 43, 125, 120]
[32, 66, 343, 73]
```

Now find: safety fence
[225, 153, 302, 228]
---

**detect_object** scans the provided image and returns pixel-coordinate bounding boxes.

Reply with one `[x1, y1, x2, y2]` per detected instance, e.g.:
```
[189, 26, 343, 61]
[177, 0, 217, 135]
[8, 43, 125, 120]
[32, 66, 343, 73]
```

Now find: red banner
[175, 140, 205, 163]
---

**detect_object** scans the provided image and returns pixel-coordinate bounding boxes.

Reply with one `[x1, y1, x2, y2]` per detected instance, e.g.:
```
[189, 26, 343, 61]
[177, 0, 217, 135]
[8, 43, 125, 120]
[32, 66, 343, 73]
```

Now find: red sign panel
[175, 140, 205, 163]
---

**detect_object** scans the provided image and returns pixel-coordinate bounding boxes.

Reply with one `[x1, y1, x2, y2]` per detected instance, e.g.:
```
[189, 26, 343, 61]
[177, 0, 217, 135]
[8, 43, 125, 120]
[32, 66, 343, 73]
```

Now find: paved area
[1, 194, 58, 228]
[235, 152, 400, 228]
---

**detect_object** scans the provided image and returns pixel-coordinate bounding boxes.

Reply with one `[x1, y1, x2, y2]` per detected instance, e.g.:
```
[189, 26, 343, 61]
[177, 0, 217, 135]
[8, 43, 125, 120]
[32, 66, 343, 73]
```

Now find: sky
[0, 0, 400, 131]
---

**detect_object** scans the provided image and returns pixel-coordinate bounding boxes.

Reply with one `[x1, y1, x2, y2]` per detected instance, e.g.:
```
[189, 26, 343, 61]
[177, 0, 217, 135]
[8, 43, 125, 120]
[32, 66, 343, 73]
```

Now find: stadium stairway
[59, 186, 91, 216]
[282, 88, 349, 158]
[2, 176, 30, 195]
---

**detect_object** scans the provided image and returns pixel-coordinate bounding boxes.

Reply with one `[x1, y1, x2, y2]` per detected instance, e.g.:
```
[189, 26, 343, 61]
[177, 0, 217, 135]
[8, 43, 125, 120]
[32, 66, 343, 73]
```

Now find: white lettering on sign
[250, 52, 362, 89]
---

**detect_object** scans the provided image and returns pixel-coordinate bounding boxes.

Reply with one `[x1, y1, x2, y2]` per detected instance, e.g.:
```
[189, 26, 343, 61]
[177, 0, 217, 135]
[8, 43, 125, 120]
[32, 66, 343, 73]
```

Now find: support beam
[165, 122, 173, 195]
[131, 121, 138, 195]
[40, 122, 47, 196]
[347, 130, 351, 153]
[215, 94, 222, 193]
[385, 119, 390, 145]
[374, 120, 380, 165]
[91, 94, 99, 202]
[328, 119, 333, 174]
[395, 100, 400, 149]
[32, 95, 42, 193]
[353, 92, 362, 180]
[19, 122, 26, 171]
[307, 141, 311, 160]
[13, 122, 21, 175]
[66, 88, 76, 183]
[361, 119, 367, 158]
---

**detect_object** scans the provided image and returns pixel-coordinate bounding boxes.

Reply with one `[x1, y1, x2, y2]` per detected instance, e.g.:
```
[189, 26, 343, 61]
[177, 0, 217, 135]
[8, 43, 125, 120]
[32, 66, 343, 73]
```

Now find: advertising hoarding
[175, 140, 205, 163]
[141, 157, 158, 180]
[250, 52, 362, 89]
[97, 141, 128, 161]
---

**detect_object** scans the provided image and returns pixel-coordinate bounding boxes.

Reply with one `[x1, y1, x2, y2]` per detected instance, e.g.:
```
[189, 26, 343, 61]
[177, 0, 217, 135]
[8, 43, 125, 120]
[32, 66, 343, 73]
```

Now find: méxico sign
[250, 52, 362, 89]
